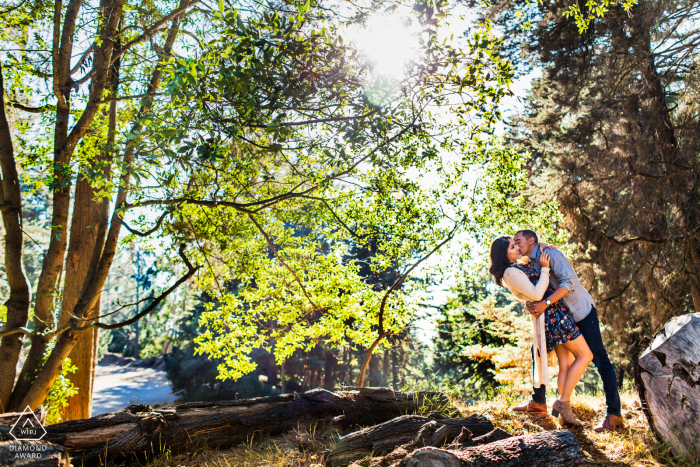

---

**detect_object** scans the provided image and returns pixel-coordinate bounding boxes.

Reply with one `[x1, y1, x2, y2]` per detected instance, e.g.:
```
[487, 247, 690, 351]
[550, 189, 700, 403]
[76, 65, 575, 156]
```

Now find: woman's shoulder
[503, 266, 525, 279]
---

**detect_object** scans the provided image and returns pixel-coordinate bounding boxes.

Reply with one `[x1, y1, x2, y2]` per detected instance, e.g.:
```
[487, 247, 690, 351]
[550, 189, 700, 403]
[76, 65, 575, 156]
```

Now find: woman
[489, 236, 593, 426]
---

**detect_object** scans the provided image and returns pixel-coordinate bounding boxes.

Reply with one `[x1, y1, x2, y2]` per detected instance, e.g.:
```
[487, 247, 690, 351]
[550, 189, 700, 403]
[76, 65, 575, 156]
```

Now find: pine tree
[433, 268, 528, 395]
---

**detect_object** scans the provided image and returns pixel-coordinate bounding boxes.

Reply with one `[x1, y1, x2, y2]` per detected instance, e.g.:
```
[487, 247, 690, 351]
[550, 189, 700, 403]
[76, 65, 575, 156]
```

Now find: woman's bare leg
[557, 336, 593, 401]
[554, 347, 574, 396]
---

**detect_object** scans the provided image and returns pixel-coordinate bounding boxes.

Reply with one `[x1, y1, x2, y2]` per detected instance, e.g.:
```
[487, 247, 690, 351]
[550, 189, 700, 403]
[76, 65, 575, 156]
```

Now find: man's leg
[531, 344, 547, 404]
[575, 306, 621, 416]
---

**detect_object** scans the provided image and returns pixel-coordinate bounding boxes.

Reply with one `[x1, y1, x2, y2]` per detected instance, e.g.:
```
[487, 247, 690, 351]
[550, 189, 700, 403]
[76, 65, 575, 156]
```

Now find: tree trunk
[369, 349, 382, 387]
[12, 0, 183, 413]
[393, 431, 584, 467]
[324, 349, 335, 389]
[0, 63, 32, 414]
[0, 388, 451, 465]
[382, 349, 390, 385]
[0, 441, 70, 467]
[58, 175, 103, 421]
[328, 414, 494, 466]
[637, 312, 700, 463]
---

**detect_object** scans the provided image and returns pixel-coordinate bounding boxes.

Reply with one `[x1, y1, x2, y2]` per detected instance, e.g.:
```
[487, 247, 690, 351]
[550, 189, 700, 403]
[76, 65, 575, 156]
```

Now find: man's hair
[515, 229, 538, 244]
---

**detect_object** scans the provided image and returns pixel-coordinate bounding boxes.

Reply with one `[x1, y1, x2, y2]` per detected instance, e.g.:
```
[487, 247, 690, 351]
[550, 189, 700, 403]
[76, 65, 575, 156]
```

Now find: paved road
[92, 364, 177, 416]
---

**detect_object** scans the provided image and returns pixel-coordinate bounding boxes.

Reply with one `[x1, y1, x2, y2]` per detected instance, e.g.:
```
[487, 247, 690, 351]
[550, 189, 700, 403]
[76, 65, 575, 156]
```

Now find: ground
[92, 364, 177, 416]
[100, 385, 694, 467]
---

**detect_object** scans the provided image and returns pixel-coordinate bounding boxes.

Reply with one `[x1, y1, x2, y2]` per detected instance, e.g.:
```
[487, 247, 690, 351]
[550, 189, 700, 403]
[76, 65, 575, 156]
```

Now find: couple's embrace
[489, 230, 623, 432]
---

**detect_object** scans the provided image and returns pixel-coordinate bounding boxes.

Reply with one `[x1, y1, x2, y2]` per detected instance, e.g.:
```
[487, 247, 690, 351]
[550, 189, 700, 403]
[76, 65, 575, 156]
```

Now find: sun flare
[348, 13, 421, 79]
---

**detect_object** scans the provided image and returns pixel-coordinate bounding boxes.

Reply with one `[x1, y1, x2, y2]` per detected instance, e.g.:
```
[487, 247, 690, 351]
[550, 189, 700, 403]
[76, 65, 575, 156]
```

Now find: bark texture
[58, 176, 103, 421]
[638, 312, 700, 463]
[395, 431, 584, 467]
[329, 414, 494, 466]
[0, 63, 32, 414]
[0, 388, 449, 464]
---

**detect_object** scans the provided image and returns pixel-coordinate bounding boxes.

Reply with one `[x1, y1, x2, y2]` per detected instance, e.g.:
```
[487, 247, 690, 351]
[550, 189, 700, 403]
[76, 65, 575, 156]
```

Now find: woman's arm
[503, 267, 551, 301]
[526, 287, 570, 318]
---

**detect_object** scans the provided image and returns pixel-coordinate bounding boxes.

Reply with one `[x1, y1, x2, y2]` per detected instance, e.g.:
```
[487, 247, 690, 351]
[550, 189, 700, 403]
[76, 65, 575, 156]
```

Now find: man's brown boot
[512, 400, 547, 416]
[594, 414, 624, 432]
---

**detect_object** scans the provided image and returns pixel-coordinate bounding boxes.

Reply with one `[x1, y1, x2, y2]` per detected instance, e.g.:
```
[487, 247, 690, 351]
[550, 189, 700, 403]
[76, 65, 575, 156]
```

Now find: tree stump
[328, 414, 494, 466]
[396, 431, 584, 467]
[638, 312, 700, 463]
[0, 441, 69, 467]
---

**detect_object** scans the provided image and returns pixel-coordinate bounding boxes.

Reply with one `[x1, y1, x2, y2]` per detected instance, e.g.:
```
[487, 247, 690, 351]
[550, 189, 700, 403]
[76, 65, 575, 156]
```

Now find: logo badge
[9, 406, 46, 441]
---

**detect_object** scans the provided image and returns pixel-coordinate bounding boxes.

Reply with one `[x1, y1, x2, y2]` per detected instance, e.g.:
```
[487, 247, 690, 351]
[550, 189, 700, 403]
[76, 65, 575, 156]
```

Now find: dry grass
[113, 428, 333, 467]
[117, 387, 693, 467]
[455, 385, 697, 467]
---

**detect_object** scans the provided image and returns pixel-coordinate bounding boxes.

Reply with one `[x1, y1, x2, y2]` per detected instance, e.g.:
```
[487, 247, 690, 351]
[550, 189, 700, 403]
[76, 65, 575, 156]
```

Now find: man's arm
[546, 249, 576, 291]
[526, 287, 569, 318]
[525, 249, 575, 317]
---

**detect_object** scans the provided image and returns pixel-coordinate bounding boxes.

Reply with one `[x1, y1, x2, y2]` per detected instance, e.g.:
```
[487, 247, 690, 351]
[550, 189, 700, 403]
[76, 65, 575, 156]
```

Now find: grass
[113, 386, 694, 467]
[455, 384, 696, 467]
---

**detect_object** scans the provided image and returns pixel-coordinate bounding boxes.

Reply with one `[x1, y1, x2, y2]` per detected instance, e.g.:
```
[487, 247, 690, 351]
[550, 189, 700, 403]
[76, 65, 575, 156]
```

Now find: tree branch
[5, 101, 56, 113]
[591, 228, 700, 246]
[118, 208, 174, 236]
[0, 244, 199, 340]
[247, 213, 322, 312]
[80, 244, 199, 331]
[73, 0, 202, 86]
[0, 0, 27, 15]
[225, 109, 381, 128]
[358, 225, 459, 387]
[125, 186, 318, 213]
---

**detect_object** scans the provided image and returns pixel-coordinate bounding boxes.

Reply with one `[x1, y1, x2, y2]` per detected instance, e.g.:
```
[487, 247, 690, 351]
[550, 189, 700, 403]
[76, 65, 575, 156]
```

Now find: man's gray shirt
[529, 244, 594, 322]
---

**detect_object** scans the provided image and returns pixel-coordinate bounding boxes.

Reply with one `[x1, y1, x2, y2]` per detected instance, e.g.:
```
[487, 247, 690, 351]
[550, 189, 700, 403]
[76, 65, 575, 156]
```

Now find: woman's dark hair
[489, 236, 512, 287]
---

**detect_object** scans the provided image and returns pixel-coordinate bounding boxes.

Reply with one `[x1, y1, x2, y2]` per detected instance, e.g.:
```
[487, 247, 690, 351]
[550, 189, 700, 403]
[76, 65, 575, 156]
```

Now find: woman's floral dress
[513, 264, 581, 352]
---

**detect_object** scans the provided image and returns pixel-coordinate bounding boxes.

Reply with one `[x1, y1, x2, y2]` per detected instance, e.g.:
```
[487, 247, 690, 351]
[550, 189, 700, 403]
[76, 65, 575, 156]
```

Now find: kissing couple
[489, 230, 623, 432]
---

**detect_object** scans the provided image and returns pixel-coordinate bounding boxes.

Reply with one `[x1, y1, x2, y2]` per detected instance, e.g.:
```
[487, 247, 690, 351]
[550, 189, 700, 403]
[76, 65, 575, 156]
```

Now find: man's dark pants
[531, 306, 621, 416]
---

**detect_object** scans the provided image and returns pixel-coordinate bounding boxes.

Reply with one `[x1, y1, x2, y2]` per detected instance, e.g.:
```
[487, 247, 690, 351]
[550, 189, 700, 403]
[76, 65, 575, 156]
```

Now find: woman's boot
[551, 400, 582, 426]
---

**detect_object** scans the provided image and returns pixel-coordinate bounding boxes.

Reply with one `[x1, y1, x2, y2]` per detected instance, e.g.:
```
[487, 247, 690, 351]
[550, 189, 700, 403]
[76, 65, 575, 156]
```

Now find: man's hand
[539, 242, 559, 251]
[525, 300, 548, 318]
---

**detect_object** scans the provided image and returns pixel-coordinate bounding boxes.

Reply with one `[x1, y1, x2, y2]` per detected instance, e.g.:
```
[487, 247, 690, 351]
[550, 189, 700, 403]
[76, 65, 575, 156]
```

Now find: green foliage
[1, 0, 597, 403]
[43, 357, 78, 425]
[433, 269, 513, 394]
[165, 300, 281, 401]
[510, 0, 637, 32]
[562, 0, 637, 32]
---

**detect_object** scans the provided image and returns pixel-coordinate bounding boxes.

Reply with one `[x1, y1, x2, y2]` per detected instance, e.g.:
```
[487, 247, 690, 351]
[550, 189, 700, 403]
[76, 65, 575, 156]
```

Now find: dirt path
[92, 364, 177, 416]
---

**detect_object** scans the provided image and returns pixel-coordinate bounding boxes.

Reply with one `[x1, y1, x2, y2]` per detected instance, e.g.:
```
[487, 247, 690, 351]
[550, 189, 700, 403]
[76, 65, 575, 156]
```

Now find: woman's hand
[539, 242, 559, 251]
[540, 251, 551, 268]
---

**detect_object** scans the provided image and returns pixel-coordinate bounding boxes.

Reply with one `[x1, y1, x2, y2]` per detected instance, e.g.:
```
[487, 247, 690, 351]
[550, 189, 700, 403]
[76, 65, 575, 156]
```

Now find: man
[513, 230, 623, 432]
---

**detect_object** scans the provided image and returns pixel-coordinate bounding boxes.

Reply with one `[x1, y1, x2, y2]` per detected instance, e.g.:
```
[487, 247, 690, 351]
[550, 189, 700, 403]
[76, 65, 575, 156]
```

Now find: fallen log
[0, 407, 47, 427]
[637, 312, 700, 463]
[0, 440, 69, 467]
[396, 431, 584, 467]
[471, 427, 512, 445]
[328, 414, 494, 466]
[0, 388, 450, 465]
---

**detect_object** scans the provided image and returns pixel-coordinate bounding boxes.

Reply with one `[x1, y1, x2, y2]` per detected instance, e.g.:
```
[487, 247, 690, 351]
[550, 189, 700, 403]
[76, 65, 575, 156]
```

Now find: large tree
[486, 0, 700, 379]
[0, 0, 529, 418]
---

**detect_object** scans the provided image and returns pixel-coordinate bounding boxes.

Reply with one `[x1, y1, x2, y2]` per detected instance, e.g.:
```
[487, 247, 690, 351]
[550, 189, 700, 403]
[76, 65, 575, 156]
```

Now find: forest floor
[92, 363, 177, 416]
[107, 385, 694, 467]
